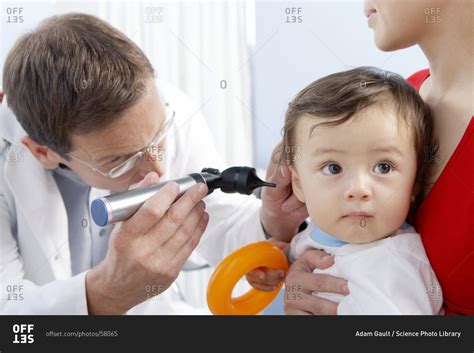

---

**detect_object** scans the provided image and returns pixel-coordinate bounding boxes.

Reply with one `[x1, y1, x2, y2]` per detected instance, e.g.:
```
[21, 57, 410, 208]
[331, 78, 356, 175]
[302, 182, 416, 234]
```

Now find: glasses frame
[68, 100, 175, 179]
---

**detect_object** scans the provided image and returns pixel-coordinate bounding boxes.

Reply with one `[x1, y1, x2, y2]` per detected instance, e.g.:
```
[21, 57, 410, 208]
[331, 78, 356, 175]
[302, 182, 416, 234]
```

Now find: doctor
[0, 13, 306, 314]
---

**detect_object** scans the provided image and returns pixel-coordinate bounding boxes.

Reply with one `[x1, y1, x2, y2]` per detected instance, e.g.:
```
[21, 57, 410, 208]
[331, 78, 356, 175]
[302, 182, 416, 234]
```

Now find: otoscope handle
[91, 173, 214, 226]
[90, 166, 275, 227]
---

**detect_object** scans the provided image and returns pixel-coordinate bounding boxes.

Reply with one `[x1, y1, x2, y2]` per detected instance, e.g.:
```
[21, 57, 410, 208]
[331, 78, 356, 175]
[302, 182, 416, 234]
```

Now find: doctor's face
[289, 105, 417, 244]
[60, 81, 167, 192]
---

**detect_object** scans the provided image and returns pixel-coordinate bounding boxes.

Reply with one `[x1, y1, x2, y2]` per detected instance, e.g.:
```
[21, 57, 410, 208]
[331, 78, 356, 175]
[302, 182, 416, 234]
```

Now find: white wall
[0, 1, 100, 87]
[251, 0, 429, 169]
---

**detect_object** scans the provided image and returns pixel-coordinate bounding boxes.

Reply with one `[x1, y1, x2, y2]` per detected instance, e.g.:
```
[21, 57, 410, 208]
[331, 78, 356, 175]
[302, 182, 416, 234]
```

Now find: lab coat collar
[0, 95, 27, 145]
[0, 97, 110, 279]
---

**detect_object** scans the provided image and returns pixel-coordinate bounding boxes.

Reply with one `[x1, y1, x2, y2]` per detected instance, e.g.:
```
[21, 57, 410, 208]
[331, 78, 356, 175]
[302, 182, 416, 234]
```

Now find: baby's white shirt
[289, 224, 443, 315]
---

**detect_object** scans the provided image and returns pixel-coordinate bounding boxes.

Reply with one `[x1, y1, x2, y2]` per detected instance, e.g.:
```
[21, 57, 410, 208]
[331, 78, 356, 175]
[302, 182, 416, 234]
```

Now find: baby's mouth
[342, 212, 373, 221]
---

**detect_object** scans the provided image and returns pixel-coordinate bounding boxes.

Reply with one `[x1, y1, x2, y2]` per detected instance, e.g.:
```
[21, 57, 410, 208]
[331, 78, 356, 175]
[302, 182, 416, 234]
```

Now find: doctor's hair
[282, 66, 437, 202]
[2, 13, 155, 156]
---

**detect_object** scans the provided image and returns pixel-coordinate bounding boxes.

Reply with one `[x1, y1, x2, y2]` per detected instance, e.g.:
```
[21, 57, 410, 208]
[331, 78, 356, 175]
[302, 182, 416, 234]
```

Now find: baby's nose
[344, 179, 372, 201]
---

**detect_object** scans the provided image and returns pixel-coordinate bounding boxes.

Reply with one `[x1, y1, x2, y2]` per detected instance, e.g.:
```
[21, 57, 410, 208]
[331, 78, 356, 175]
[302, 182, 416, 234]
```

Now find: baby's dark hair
[282, 66, 437, 203]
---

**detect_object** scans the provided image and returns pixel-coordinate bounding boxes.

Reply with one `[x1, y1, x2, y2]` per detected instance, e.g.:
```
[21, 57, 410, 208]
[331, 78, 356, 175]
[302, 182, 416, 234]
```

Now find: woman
[252, 0, 473, 315]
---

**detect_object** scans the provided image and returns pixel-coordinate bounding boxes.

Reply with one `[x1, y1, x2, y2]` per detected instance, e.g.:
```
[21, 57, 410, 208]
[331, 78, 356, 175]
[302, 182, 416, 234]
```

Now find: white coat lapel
[0, 98, 71, 279]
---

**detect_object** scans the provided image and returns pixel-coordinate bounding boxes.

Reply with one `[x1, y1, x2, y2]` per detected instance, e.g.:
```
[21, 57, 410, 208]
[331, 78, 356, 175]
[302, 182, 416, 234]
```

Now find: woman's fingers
[284, 308, 312, 315]
[286, 269, 348, 295]
[284, 291, 338, 315]
[283, 248, 350, 315]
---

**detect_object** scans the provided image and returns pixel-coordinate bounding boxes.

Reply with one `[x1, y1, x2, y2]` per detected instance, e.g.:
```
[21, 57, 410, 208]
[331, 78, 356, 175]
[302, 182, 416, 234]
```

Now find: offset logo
[12, 324, 34, 344]
[5, 7, 24, 23]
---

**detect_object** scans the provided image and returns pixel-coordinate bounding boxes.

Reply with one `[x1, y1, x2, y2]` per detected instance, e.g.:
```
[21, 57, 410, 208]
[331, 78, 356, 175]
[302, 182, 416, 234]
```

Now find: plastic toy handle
[207, 241, 289, 315]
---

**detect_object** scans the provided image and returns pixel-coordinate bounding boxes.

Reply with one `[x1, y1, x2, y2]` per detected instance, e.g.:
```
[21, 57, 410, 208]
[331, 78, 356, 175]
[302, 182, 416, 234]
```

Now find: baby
[260, 67, 442, 314]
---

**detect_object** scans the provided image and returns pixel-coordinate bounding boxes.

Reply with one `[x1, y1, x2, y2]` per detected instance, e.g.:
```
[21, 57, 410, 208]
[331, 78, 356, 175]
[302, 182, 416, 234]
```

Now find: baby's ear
[411, 182, 421, 202]
[289, 165, 305, 203]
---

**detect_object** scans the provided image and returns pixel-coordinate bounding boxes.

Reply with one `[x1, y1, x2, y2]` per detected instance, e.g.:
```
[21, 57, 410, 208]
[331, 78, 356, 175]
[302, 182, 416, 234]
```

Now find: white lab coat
[0, 81, 267, 314]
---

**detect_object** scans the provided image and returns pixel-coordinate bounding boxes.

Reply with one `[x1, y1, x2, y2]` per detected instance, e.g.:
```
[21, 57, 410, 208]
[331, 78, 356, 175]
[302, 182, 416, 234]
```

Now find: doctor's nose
[137, 149, 165, 179]
[344, 175, 373, 201]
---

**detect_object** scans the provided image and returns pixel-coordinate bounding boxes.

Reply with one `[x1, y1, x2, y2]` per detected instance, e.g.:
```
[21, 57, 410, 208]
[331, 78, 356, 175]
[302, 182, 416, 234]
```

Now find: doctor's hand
[260, 142, 309, 242]
[85, 172, 209, 315]
[284, 249, 349, 315]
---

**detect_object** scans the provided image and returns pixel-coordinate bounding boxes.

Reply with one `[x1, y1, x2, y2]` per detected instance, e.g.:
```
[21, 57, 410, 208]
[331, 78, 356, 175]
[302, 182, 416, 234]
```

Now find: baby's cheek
[303, 199, 319, 222]
[305, 196, 335, 228]
[377, 192, 412, 231]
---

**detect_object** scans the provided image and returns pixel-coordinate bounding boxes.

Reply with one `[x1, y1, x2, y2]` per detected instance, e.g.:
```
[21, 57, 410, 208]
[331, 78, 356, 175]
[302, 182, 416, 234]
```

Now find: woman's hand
[284, 249, 349, 315]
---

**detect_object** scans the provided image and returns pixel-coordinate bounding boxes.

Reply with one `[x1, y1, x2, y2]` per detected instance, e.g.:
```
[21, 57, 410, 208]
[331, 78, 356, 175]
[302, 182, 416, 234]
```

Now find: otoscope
[90, 166, 276, 226]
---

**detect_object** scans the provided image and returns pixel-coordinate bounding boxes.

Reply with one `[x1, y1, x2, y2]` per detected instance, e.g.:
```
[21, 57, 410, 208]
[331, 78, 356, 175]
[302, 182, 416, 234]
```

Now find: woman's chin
[374, 32, 416, 52]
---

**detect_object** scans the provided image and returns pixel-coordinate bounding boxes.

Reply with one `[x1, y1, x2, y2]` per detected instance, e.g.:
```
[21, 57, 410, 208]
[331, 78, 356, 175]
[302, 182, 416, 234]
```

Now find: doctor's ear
[20, 136, 62, 169]
[288, 165, 305, 203]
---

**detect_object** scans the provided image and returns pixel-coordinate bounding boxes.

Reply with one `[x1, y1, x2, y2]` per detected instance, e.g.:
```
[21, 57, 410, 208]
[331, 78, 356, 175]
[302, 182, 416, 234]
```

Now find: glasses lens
[105, 102, 174, 179]
[108, 153, 141, 178]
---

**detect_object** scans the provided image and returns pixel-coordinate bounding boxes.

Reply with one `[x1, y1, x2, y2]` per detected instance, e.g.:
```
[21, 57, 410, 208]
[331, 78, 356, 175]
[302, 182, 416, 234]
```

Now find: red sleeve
[406, 69, 430, 91]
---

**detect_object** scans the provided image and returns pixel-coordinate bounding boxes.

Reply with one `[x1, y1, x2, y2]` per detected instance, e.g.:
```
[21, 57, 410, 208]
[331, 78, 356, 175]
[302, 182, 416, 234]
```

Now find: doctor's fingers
[144, 183, 208, 247]
[165, 211, 209, 271]
[284, 291, 338, 315]
[146, 183, 208, 243]
[121, 181, 180, 236]
[129, 171, 160, 190]
[265, 164, 292, 199]
[266, 141, 284, 177]
[281, 194, 306, 214]
[159, 202, 207, 256]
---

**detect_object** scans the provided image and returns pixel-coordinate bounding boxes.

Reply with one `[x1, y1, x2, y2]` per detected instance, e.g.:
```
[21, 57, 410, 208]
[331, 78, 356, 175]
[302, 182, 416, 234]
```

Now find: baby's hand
[246, 267, 286, 291]
[246, 240, 289, 291]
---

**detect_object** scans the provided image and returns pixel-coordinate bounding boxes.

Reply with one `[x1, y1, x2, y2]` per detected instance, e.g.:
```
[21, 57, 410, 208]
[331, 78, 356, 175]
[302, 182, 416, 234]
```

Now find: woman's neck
[418, 2, 473, 98]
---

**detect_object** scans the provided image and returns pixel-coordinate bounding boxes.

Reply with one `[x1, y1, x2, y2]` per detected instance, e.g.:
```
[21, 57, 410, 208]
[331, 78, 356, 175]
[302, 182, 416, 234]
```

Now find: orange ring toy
[207, 241, 289, 315]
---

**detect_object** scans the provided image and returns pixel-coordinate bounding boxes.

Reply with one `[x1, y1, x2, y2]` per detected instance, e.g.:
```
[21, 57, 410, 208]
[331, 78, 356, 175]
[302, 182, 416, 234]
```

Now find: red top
[408, 69, 474, 315]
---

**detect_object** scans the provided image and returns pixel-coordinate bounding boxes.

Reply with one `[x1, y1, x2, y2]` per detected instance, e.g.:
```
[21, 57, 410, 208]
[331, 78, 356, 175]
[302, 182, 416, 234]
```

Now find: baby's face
[289, 104, 417, 244]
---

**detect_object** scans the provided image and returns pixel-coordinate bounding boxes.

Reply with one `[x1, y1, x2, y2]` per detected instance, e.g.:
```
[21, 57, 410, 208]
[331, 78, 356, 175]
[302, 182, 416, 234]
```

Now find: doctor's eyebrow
[94, 121, 165, 163]
[97, 152, 136, 164]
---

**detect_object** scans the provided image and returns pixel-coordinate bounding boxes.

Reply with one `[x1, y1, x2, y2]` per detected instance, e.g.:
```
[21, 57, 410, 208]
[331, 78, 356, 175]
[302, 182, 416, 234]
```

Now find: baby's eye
[374, 162, 393, 174]
[322, 163, 342, 175]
